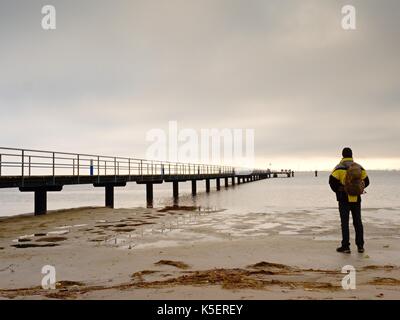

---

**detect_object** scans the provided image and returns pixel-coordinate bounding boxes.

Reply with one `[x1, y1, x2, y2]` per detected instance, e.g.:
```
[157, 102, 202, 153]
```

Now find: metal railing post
[52, 152, 55, 184]
[28, 156, 31, 176]
[21, 150, 24, 186]
[114, 157, 117, 182]
[77, 154, 80, 183]
[128, 158, 131, 179]
[97, 156, 100, 183]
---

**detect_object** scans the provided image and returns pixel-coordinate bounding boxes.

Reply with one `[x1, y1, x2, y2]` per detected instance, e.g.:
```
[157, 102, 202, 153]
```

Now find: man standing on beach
[329, 148, 370, 254]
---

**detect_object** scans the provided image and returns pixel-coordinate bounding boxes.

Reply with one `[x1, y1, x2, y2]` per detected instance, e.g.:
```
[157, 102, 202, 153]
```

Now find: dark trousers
[338, 201, 364, 248]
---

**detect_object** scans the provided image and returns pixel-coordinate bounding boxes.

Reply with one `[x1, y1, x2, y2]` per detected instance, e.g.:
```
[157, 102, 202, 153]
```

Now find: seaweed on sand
[368, 277, 400, 285]
[154, 260, 190, 270]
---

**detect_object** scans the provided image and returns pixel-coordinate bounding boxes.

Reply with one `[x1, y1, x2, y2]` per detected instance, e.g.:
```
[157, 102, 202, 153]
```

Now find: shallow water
[2, 171, 399, 249]
[1, 171, 399, 217]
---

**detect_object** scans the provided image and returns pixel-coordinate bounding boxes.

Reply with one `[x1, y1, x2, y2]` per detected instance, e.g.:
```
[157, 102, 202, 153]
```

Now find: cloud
[0, 0, 399, 169]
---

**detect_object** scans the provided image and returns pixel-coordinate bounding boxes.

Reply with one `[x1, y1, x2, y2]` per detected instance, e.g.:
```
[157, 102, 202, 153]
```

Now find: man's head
[342, 147, 353, 158]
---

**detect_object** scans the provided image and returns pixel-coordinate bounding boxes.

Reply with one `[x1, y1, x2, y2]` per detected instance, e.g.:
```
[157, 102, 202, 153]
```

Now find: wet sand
[0, 206, 399, 300]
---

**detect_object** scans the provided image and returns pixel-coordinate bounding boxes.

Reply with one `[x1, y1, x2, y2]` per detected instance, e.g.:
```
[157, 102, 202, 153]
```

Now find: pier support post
[34, 189, 47, 215]
[237, 177, 241, 184]
[19, 185, 63, 216]
[224, 177, 228, 187]
[146, 183, 153, 207]
[232, 177, 235, 185]
[205, 179, 210, 193]
[216, 178, 220, 190]
[105, 185, 114, 208]
[191, 180, 197, 196]
[94, 182, 127, 209]
[173, 181, 179, 198]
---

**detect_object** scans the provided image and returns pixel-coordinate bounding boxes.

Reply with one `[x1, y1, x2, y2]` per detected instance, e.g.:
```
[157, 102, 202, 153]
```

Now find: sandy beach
[0, 205, 399, 300]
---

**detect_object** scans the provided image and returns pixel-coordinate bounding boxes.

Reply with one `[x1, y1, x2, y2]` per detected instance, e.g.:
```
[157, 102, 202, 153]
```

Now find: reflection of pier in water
[102, 206, 223, 249]
[0, 147, 293, 215]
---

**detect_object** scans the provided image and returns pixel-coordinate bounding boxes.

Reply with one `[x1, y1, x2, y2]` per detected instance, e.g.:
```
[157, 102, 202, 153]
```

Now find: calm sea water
[0, 171, 399, 218]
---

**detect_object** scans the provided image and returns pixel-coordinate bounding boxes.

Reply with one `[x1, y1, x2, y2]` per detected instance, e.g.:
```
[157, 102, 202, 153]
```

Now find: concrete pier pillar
[224, 177, 228, 187]
[173, 181, 179, 198]
[206, 179, 210, 193]
[19, 185, 63, 216]
[216, 178, 220, 190]
[146, 183, 153, 207]
[232, 177, 235, 185]
[105, 185, 114, 208]
[34, 189, 47, 215]
[191, 180, 197, 196]
[237, 177, 241, 184]
[94, 182, 126, 209]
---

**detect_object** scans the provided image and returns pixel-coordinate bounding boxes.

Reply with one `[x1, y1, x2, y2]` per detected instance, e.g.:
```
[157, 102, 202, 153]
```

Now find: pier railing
[0, 147, 250, 179]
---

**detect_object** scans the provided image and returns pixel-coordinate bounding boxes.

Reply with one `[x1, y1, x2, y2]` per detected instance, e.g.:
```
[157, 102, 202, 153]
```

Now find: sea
[1, 170, 399, 248]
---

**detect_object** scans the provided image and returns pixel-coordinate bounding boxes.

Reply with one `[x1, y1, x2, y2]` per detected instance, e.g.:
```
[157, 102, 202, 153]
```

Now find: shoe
[336, 246, 351, 254]
[357, 247, 365, 253]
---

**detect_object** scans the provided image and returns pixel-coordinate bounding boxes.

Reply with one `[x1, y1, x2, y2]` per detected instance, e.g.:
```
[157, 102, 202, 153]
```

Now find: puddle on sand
[12, 243, 60, 249]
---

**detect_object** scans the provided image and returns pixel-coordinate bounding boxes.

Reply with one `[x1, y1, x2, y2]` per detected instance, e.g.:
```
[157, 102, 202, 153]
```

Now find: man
[329, 147, 370, 254]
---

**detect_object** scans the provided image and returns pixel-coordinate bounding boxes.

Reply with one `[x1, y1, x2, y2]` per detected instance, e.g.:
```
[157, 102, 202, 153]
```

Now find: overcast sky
[1, 0, 399, 170]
